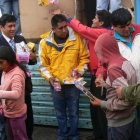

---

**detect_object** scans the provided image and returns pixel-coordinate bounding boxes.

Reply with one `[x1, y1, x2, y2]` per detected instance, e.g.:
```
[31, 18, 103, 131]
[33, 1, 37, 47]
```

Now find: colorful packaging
[74, 78, 94, 101]
[38, 0, 58, 7]
[16, 42, 30, 63]
[53, 78, 61, 92]
[27, 42, 36, 52]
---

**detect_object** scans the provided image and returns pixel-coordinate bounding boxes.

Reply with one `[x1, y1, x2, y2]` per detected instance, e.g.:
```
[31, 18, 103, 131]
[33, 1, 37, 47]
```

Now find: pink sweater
[0, 66, 27, 118]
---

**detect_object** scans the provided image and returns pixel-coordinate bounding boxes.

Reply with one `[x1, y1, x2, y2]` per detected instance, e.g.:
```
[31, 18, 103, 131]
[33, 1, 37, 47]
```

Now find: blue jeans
[1, 0, 21, 34]
[51, 85, 80, 140]
[96, 0, 122, 12]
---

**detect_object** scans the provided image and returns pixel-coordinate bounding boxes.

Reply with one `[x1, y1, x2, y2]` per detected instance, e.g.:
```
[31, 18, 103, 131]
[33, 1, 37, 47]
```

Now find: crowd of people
[0, 0, 140, 140]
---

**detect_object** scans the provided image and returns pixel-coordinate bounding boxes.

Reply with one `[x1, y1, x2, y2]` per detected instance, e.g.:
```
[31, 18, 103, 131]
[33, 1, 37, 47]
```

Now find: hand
[50, 8, 70, 20]
[50, 8, 61, 15]
[49, 77, 55, 86]
[95, 74, 106, 88]
[72, 68, 82, 79]
[61, 11, 70, 20]
[29, 51, 36, 61]
[115, 86, 123, 99]
[90, 96, 102, 107]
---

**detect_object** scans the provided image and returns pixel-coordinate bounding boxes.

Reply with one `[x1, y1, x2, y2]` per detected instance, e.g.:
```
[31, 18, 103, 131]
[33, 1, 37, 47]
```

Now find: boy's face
[113, 21, 132, 37]
[52, 21, 68, 38]
[0, 22, 16, 39]
[91, 14, 104, 28]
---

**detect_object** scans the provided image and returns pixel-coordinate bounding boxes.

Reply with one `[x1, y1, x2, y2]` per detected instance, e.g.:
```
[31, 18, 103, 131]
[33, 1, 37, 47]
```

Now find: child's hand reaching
[90, 97, 102, 107]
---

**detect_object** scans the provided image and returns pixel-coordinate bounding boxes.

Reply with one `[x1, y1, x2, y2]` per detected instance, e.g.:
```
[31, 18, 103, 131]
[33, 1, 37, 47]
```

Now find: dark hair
[0, 45, 27, 78]
[111, 8, 132, 26]
[96, 10, 111, 27]
[0, 14, 16, 27]
[51, 14, 67, 27]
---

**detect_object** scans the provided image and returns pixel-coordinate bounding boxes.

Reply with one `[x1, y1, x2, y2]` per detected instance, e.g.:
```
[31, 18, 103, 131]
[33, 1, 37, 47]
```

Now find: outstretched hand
[90, 96, 102, 107]
[50, 8, 61, 15]
[50, 8, 70, 19]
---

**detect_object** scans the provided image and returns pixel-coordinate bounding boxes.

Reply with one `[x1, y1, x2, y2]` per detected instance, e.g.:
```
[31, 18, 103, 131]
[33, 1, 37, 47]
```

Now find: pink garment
[0, 66, 27, 118]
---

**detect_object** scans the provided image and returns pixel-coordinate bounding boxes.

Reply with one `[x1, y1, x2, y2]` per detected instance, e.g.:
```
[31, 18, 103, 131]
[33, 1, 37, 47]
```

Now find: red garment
[94, 32, 127, 84]
[68, 19, 113, 75]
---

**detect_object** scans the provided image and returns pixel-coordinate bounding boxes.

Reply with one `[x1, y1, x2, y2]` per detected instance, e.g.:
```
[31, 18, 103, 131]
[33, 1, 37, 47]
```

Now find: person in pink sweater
[0, 45, 28, 140]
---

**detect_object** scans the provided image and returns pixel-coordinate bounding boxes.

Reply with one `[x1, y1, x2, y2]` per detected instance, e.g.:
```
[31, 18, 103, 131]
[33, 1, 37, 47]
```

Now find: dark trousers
[25, 77, 34, 140]
[108, 119, 136, 140]
[90, 75, 107, 140]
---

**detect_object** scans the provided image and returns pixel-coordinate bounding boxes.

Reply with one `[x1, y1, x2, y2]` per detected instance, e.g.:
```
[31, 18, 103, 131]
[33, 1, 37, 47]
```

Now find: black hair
[111, 8, 132, 26]
[0, 14, 16, 27]
[51, 14, 67, 27]
[0, 45, 27, 78]
[96, 10, 111, 27]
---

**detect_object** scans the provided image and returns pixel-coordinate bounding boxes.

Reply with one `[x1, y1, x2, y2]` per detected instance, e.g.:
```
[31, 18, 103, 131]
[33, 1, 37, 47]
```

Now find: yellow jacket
[38, 27, 89, 84]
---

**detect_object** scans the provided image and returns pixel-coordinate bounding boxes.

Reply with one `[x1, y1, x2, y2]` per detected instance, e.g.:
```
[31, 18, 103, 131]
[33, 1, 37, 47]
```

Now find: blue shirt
[114, 26, 135, 49]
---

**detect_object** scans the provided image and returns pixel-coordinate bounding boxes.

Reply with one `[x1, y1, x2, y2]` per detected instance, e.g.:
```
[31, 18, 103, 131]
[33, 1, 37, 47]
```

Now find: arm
[0, 74, 25, 100]
[76, 35, 89, 76]
[67, 18, 111, 42]
[38, 38, 53, 82]
[50, 9, 112, 42]
[120, 83, 140, 106]
[102, 68, 134, 111]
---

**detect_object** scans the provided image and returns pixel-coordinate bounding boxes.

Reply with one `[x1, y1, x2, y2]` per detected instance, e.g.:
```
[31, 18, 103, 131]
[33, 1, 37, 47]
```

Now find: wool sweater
[0, 66, 26, 118]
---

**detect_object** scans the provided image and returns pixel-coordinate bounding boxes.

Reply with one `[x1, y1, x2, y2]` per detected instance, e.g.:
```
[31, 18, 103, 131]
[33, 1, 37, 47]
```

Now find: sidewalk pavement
[33, 125, 93, 140]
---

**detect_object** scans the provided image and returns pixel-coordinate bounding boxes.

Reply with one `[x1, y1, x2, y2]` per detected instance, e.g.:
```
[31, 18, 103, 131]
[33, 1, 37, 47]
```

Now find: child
[91, 33, 137, 140]
[0, 45, 28, 140]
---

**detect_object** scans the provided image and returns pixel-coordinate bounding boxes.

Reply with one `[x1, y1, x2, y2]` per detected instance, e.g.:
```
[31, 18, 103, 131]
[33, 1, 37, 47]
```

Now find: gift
[38, 0, 58, 7]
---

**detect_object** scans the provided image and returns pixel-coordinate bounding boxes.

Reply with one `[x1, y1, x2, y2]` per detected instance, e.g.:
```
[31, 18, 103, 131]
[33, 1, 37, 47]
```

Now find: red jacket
[67, 18, 113, 75]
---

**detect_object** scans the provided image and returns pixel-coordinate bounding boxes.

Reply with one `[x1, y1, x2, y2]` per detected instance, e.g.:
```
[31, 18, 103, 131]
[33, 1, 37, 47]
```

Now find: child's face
[0, 59, 10, 72]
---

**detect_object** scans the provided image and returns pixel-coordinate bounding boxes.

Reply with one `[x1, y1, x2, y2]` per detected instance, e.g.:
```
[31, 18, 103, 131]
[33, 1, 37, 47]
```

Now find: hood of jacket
[94, 32, 126, 69]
